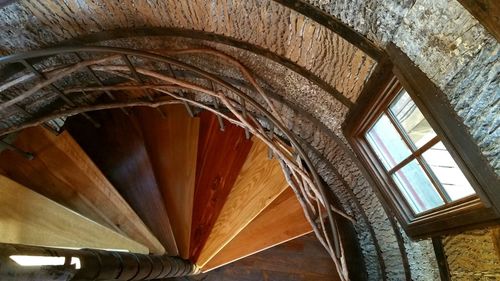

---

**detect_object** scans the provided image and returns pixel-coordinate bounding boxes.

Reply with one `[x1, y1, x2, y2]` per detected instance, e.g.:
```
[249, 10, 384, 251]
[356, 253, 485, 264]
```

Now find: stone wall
[392, 1, 500, 279]
[393, 0, 500, 177]
[303, 1, 500, 279]
[0, 0, 498, 280]
[0, 0, 376, 103]
[308, 0, 499, 181]
[444, 227, 500, 280]
[304, 0, 415, 44]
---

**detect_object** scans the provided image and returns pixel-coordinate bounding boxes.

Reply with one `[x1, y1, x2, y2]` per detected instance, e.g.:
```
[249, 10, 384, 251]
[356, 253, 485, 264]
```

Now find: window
[365, 89, 475, 215]
[345, 64, 500, 238]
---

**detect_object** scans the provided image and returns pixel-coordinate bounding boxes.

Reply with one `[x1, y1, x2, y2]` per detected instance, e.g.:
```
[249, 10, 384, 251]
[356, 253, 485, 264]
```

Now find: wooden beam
[65, 109, 179, 255]
[343, 57, 393, 130]
[196, 138, 289, 267]
[457, 0, 500, 41]
[432, 237, 452, 281]
[0, 175, 148, 253]
[0, 126, 164, 254]
[202, 188, 312, 271]
[135, 105, 200, 259]
[190, 111, 253, 260]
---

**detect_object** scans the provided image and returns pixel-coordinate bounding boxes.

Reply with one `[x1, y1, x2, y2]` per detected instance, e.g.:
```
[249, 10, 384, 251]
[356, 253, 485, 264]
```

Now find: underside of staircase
[0, 0, 498, 279]
[0, 105, 332, 279]
[0, 33, 362, 280]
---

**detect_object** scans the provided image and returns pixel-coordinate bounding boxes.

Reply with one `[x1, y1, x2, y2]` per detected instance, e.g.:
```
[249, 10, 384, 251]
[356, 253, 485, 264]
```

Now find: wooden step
[135, 105, 199, 259]
[190, 111, 253, 260]
[0, 126, 164, 254]
[0, 175, 148, 253]
[202, 188, 313, 271]
[198, 234, 341, 280]
[196, 138, 289, 267]
[65, 109, 179, 255]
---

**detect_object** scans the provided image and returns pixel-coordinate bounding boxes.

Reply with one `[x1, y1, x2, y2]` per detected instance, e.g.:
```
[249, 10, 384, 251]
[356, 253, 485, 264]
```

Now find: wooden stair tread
[0, 126, 164, 254]
[66, 109, 178, 255]
[0, 175, 148, 253]
[196, 138, 289, 267]
[202, 188, 312, 271]
[190, 111, 253, 260]
[135, 105, 199, 259]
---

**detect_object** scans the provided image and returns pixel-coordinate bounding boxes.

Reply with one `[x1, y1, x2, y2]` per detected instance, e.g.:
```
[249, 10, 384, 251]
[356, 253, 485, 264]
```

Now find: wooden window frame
[344, 44, 500, 238]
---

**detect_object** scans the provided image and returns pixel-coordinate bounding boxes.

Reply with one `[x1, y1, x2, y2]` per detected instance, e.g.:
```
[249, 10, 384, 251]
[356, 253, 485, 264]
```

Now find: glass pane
[389, 90, 437, 148]
[422, 142, 476, 201]
[366, 114, 412, 170]
[392, 160, 444, 214]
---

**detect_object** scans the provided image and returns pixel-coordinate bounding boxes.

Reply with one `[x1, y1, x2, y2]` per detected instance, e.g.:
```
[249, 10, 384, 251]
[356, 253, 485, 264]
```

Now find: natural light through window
[365, 90, 476, 214]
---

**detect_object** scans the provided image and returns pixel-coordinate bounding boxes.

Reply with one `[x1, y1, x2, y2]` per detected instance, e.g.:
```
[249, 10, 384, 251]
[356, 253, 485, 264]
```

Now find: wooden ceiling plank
[202, 187, 313, 271]
[135, 105, 200, 259]
[196, 138, 289, 267]
[0, 175, 148, 253]
[0, 126, 164, 254]
[190, 111, 253, 260]
[65, 109, 178, 255]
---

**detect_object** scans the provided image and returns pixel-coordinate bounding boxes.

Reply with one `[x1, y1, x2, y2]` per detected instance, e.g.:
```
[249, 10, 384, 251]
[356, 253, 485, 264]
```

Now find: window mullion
[416, 156, 452, 203]
[388, 136, 440, 175]
[388, 154, 414, 175]
[385, 110, 450, 205]
[385, 109, 417, 152]
[416, 137, 451, 203]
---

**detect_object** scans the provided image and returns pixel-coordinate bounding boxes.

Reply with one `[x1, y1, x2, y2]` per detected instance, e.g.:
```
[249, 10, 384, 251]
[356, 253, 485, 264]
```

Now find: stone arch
[0, 0, 497, 280]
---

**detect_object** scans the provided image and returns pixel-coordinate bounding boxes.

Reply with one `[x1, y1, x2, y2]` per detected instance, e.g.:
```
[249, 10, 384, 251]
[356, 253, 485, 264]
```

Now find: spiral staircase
[0, 104, 317, 275]
[0, 41, 355, 280]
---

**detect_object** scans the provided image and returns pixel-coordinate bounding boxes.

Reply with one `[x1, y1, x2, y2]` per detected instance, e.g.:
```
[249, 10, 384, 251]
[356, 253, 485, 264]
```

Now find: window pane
[366, 114, 411, 170]
[422, 142, 476, 201]
[389, 90, 437, 148]
[392, 160, 444, 214]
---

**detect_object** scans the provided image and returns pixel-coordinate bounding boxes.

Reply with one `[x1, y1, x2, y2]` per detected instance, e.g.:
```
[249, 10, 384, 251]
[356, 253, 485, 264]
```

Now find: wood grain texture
[196, 138, 289, 267]
[168, 233, 340, 281]
[190, 111, 253, 260]
[65, 109, 178, 255]
[135, 105, 199, 259]
[0, 126, 164, 254]
[203, 187, 312, 271]
[0, 175, 148, 253]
